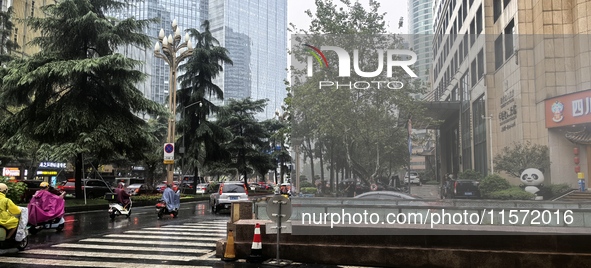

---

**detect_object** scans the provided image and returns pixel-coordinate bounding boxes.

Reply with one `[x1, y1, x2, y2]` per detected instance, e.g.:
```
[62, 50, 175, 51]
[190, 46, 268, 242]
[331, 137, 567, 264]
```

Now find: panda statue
[520, 168, 544, 200]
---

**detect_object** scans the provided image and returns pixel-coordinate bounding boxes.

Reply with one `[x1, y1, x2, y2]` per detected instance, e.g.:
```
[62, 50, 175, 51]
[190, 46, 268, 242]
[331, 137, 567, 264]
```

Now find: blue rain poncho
[162, 187, 180, 211]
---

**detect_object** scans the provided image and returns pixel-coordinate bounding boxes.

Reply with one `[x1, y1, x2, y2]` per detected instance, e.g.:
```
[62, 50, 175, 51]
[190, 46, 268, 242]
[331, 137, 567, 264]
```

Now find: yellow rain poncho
[0, 192, 21, 230]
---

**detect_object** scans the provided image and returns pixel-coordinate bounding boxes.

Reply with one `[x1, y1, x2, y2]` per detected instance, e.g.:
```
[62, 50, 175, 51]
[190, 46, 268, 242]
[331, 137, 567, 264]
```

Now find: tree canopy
[0, 0, 164, 197]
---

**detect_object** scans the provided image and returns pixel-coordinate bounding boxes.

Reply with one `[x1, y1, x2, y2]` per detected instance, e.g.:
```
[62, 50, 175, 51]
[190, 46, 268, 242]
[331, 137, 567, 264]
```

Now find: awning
[415, 101, 461, 129]
[565, 128, 591, 145]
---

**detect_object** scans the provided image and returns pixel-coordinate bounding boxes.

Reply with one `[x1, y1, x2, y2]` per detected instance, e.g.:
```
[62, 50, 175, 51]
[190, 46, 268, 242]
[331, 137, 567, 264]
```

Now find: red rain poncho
[27, 190, 65, 226]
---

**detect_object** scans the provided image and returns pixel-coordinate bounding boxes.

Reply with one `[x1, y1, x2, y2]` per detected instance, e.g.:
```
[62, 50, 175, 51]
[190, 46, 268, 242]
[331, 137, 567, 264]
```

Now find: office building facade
[429, 0, 591, 186]
[209, 0, 287, 119]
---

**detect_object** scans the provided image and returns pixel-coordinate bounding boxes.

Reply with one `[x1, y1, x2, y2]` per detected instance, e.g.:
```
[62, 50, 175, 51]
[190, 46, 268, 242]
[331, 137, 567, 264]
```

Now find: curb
[65, 196, 210, 213]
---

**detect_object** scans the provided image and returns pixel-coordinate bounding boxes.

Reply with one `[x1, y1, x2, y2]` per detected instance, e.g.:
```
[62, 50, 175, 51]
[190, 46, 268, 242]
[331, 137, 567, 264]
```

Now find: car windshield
[222, 184, 245, 193]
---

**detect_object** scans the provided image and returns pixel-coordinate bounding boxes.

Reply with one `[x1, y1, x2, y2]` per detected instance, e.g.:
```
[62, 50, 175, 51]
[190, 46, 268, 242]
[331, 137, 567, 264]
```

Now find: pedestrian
[0, 183, 22, 240]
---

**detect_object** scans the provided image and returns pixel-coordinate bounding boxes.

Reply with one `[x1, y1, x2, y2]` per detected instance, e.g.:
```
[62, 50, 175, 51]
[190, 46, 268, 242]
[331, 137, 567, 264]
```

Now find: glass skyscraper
[408, 0, 433, 86]
[209, 0, 288, 119]
[111, 0, 205, 105]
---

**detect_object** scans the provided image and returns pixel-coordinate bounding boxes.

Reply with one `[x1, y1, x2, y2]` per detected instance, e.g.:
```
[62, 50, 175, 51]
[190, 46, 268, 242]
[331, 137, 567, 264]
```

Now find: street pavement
[0, 201, 381, 268]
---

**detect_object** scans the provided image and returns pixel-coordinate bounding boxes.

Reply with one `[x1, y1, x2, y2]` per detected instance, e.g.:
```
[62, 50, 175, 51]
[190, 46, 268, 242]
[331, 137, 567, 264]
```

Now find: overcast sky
[287, 0, 409, 34]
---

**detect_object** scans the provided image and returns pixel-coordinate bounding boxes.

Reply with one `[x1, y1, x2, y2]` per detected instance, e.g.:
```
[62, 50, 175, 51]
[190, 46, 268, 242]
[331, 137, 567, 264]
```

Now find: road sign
[163, 143, 174, 164]
[266, 195, 291, 223]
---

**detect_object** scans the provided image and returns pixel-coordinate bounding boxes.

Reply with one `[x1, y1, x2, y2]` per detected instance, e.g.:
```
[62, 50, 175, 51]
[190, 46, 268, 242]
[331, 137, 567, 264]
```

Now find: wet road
[25, 201, 223, 248]
[0, 201, 236, 267]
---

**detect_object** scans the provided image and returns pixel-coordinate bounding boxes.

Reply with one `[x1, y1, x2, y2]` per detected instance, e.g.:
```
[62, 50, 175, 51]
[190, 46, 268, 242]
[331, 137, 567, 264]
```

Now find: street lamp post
[154, 19, 193, 185]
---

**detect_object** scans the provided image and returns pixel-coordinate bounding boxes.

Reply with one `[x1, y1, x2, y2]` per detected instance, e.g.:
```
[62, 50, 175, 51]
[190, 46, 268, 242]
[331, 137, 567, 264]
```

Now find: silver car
[209, 182, 248, 213]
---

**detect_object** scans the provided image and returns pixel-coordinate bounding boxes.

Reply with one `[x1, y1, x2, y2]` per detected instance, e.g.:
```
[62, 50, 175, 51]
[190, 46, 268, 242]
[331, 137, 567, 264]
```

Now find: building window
[495, 34, 504, 70]
[471, 59, 477, 87]
[472, 95, 487, 176]
[470, 20, 476, 46]
[504, 19, 515, 60]
[494, 0, 502, 22]
[477, 49, 484, 81]
[476, 6, 483, 36]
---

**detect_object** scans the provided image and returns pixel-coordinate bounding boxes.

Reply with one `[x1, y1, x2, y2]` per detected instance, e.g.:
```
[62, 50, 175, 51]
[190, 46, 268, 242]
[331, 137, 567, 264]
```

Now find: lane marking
[163, 225, 226, 229]
[0, 257, 211, 268]
[124, 230, 225, 237]
[80, 238, 217, 247]
[21, 249, 203, 261]
[142, 227, 225, 233]
[103, 234, 221, 241]
[51, 243, 210, 254]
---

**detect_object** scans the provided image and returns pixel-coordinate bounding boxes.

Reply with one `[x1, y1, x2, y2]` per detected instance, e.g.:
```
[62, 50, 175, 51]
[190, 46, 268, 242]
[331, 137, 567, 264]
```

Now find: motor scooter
[156, 201, 178, 219]
[108, 199, 132, 219]
[0, 207, 29, 251]
[28, 217, 64, 234]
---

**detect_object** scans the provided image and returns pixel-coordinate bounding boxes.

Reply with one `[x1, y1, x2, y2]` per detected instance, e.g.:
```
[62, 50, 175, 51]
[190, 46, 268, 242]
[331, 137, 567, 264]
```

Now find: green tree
[216, 98, 274, 185]
[493, 141, 551, 178]
[0, 0, 163, 198]
[177, 20, 233, 189]
[290, 0, 428, 188]
[142, 116, 168, 189]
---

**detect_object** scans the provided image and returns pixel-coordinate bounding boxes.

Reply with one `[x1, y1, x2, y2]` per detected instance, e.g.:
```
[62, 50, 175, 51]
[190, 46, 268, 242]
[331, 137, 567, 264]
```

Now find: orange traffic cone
[222, 230, 237, 261]
[248, 223, 263, 263]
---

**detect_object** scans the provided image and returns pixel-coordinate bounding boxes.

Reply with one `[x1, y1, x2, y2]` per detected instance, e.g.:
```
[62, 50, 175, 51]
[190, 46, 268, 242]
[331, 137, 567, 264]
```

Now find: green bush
[0, 176, 27, 203]
[458, 170, 484, 181]
[479, 174, 511, 198]
[536, 183, 573, 200]
[300, 181, 314, 188]
[548, 183, 571, 196]
[487, 187, 535, 200]
[300, 187, 317, 194]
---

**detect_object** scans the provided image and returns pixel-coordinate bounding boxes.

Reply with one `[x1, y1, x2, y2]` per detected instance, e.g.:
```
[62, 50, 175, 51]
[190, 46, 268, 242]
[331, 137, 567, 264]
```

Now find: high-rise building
[209, 0, 288, 119]
[407, 0, 434, 86]
[111, 0, 205, 105]
[8, 0, 56, 57]
[428, 0, 591, 186]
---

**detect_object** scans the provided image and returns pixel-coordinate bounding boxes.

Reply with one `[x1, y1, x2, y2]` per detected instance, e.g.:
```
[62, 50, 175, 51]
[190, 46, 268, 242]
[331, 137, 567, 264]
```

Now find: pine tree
[0, 0, 163, 198]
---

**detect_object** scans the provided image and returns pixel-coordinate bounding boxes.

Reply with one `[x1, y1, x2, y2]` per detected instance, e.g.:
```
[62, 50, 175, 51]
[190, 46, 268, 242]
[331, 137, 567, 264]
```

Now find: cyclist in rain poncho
[162, 184, 180, 211]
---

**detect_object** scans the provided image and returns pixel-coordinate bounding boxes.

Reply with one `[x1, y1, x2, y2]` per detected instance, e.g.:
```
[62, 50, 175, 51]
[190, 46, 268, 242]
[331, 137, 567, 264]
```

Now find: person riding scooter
[114, 182, 131, 210]
[28, 181, 66, 233]
[0, 183, 21, 240]
[38, 182, 65, 199]
[158, 184, 180, 218]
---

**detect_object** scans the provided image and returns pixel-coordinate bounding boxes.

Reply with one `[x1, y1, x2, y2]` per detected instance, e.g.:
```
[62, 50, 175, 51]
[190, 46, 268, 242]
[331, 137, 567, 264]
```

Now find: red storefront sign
[545, 90, 591, 128]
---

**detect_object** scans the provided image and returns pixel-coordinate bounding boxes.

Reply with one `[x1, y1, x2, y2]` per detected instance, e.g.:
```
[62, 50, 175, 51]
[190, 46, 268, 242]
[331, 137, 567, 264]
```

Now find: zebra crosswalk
[0, 219, 228, 268]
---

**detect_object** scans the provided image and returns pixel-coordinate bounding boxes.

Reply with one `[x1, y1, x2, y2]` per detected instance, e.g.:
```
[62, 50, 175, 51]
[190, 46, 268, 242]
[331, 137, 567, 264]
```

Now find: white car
[404, 172, 421, 185]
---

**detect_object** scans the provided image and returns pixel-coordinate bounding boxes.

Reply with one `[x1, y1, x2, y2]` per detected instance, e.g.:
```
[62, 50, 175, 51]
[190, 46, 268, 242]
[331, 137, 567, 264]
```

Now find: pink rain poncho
[27, 190, 65, 226]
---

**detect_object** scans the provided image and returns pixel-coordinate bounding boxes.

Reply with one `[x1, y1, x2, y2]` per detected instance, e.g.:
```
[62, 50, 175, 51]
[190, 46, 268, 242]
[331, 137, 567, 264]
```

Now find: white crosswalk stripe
[0, 220, 228, 267]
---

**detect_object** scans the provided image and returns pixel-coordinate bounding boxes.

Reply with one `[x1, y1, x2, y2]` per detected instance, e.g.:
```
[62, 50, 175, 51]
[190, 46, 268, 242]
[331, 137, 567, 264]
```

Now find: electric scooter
[108, 199, 132, 219]
[0, 207, 29, 251]
[156, 201, 178, 219]
[28, 217, 64, 234]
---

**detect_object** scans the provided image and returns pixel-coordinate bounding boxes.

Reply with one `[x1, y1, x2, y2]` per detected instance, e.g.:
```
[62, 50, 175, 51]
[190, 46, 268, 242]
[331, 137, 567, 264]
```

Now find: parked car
[209, 181, 249, 213]
[58, 179, 114, 199]
[17, 180, 44, 203]
[354, 191, 418, 200]
[125, 183, 153, 196]
[404, 171, 422, 185]
[450, 180, 481, 199]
